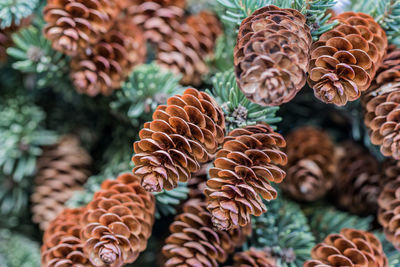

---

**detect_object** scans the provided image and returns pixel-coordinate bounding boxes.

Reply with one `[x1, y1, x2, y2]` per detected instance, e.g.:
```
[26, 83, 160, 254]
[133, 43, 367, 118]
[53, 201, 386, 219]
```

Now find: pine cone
[70, 17, 146, 96]
[43, 0, 119, 56]
[281, 127, 335, 202]
[378, 175, 400, 250]
[0, 27, 14, 62]
[80, 172, 155, 266]
[204, 124, 287, 230]
[334, 141, 381, 215]
[363, 45, 400, 160]
[132, 88, 225, 192]
[231, 248, 276, 267]
[234, 5, 312, 106]
[304, 228, 388, 267]
[31, 136, 91, 231]
[162, 198, 251, 267]
[41, 208, 91, 267]
[308, 12, 388, 106]
[156, 11, 221, 86]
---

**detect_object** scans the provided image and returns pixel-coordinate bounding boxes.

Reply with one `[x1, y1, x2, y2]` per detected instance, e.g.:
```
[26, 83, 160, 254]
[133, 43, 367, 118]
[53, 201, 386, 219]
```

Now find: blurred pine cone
[204, 124, 287, 230]
[80, 173, 155, 266]
[304, 228, 388, 267]
[31, 136, 91, 231]
[70, 17, 146, 96]
[162, 198, 251, 267]
[334, 141, 381, 215]
[43, 0, 119, 55]
[363, 45, 400, 160]
[378, 175, 400, 250]
[281, 127, 335, 202]
[132, 88, 225, 192]
[156, 11, 222, 86]
[231, 248, 276, 267]
[308, 12, 387, 106]
[41, 208, 90, 267]
[0, 26, 15, 62]
[234, 5, 312, 106]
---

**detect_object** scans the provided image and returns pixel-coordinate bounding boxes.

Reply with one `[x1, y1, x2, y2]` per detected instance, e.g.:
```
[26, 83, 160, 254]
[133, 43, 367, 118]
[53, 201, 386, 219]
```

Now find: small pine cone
[234, 5, 312, 106]
[308, 12, 388, 106]
[304, 228, 388, 267]
[80, 173, 155, 266]
[231, 248, 276, 267]
[43, 0, 119, 56]
[334, 141, 381, 215]
[31, 136, 91, 231]
[281, 127, 335, 202]
[156, 12, 222, 86]
[132, 88, 225, 192]
[70, 18, 146, 96]
[378, 176, 400, 250]
[162, 198, 251, 267]
[363, 46, 400, 160]
[41, 208, 92, 267]
[204, 124, 287, 230]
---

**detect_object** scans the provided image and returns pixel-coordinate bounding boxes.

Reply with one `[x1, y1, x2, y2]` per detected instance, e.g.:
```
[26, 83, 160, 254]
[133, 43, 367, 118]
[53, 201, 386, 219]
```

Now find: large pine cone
[281, 127, 335, 202]
[156, 11, 222, 86]
[378, 175, 400, 250]
[234, 5, 312, 106]
[70, 18, 146, 96]
[162, 198, 251, 267]
[31, 136, 91, 231]
[334, 141, 381, 215]
[304, 228, 388, 267]
[308, 12, 387, 106]
[204, 124, 287, 230]
[132, 88, 225, 192]
[363, 45, 400, 160]
[42, 208, 91, 267]
[43, 0, 119, 56]
[80, 173, 155, 266]
[230, 248, 276, 267]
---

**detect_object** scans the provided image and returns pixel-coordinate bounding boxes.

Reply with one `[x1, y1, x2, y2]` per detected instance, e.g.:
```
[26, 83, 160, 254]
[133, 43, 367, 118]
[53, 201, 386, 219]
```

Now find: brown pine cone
[80, 172, 155, 266]
[204, 124, 287, 230]
[308, 12, 388, 106]
[162, 198, 251, 267]
[70, 17, 146, 96]
[304, 228, 388, 267]
[234, 5, 312, 106]
[41, 208, 92, 267]
[31, 136, 91, 231]
[378, 176, 400, 250]
[281, 127, 335, 202]
[132, 88, 225, 192]
[43, 0, 119, 56]
[363, 45, 400, 160]
[334, 141, 381, 215]
[156, 11, 222, 86]
[231, 248, 276, 267]
[0, 26, 14, 62]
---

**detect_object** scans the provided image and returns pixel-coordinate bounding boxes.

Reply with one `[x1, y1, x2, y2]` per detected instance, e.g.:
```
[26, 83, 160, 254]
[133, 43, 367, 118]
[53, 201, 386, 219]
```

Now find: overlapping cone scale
[133, 88, 225, 192]
[231, 248, 276, 267]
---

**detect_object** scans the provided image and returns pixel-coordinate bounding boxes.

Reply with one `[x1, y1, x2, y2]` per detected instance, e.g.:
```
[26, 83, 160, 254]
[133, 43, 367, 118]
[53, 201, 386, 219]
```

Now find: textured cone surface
[42, 208, 92, 267]
[308, 12, 388, 106]
[31, 136, 91, 231]
[162, 198, 252, 267]
[304, 228, 388, 267]
[234, 5, 312, 106]
[231, 248, 276, 267]
[281, 127, 335, 202]
[132, 88, 225, 192]
[156, 11, 222, 86]
[43, 0, 119, 56]
[335, 141, 380, 215]
[204, 124, 287, 230]
[70, 18, 146, 96]
[378, 176, 400, 250]
[363, 45, 400, 160]
[80, 173, 155, 267]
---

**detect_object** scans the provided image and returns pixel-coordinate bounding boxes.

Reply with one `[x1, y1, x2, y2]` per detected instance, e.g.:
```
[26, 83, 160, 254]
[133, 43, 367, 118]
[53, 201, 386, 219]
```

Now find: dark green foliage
[154, 184, 189, 219]
[207, 70, 281, 131]
[374, 0, 400, 45]
[0, 0, 38, 29]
